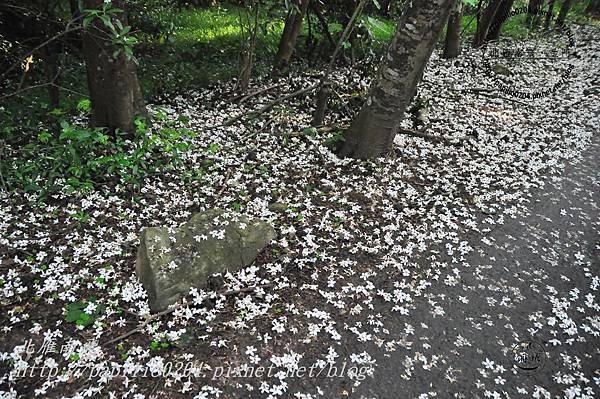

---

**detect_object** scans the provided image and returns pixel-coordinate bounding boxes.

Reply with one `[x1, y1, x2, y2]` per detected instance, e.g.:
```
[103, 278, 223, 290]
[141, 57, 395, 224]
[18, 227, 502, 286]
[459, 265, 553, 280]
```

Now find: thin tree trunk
[238, 50, 253, 91]
[68, 0, 81, 19]
[44, 45, 60, 110]
[82, 0, 146, 134]
[272, 0, 310, 75]
[526, 0, 544, 27]
[339, 0, 453, 159]
[544, 0, 555, 29]
[236, 1, 259, 92]
[310, 3, 336, 49]
[380, 0, 392, 16]
[443, 0, 463, 59]
[556, 0, 573, 27]
[587, 0, 600, 16]
[311, 82, 330, 126]
[474, 0, 503, 47]
[485, 0, 516, 42]
[585, 0, 600, 18]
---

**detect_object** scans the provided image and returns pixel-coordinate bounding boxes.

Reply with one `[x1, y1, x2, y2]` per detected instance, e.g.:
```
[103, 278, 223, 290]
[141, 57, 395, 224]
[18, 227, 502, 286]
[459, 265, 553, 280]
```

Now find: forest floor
[1, 24, 600, 399]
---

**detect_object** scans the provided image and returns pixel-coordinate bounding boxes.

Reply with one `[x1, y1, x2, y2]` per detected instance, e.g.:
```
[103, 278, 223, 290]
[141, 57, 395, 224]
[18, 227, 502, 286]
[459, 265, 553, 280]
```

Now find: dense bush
[0, 104, 195, 198]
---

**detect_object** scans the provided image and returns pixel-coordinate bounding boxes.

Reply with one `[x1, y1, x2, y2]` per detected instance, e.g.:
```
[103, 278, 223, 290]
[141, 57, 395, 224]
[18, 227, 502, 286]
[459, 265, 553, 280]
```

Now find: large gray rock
[135, 209, 275, 312]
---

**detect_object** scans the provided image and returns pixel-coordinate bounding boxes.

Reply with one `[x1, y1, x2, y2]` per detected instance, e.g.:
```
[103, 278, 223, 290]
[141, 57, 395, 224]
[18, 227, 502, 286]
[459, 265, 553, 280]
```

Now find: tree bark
[43, 45, 60, 111]
[544, 0, 555, 29]
[587, 0, 600, 16]
[474, 0, 503, 47]
[443, 0, 463, 59]
[237, 49, 253, 91]
[556, 0, 573, 27]
[272, 0, 310, 75]
[485, 0, 516, 42]
[526, 0, 544, 27]
[338, 0, 453, 159]
[81, 0, 146, 134]
[311, 82, 330, 126]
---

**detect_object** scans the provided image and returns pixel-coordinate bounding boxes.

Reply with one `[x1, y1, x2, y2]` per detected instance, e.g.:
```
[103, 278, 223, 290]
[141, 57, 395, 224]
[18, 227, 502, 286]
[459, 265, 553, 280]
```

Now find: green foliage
[82, 2, 138, 60]
[150, 339, 171, 351]
[65, 298, 105, 328]
[1, 108, 195, 199]
[360, 15, 395, 43]
[302, 127, 318, 137]
[324, 130, 346, 151]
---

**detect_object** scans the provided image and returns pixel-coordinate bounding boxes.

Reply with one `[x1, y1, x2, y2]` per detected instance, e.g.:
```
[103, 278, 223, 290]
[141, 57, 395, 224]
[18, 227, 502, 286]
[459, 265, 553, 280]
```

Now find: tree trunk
[272, 0, 310, 75]
[485, 0, 516, 42]
[526, 0, 544, 27]
[237, 49, 253, 91]
[587, 0, 600, 16]
[544, 0, 555, 29]
[379, 0, 392, 16]
[443, 0, 463, 59]
[556, 0, 573, 27]
[43, 45, 60, 111]
[338, 0, 453, 159]
[82, 0, 146, 134]
[474, 0, 503, 47]
[311, 82, 330, 126]
[68, 0, 81, 19]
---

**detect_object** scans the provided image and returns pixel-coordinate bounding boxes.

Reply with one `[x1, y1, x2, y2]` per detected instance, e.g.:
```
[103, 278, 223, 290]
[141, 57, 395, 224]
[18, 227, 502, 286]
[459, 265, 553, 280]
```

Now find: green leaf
[302, 127, 317, 137]
[208, 143, 219, 154]
[77, 99, 91, 112]
[66, 309, 83, 322]
[38, 131, 52, 143]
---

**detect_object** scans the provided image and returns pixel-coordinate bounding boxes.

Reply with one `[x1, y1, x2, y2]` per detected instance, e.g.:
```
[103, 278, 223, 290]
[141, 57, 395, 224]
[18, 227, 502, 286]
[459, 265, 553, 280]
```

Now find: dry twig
[102, 283, 273, 347]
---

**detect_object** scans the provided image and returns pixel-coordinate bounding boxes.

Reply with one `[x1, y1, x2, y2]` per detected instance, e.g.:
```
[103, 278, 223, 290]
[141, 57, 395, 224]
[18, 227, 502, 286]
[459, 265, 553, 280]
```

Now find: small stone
[135, 208, 275, 312]
[493, 63, 512, 76]
[268, 202, 288, 212]
[176, 330, 196, 348]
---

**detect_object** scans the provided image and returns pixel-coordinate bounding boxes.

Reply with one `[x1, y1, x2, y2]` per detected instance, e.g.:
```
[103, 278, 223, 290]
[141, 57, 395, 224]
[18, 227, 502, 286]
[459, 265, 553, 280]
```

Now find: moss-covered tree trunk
[338, 0, 453, 159]
[82, 0, 146, 134]
[443, 0, 463, 59]
[272, 0, 310, 75]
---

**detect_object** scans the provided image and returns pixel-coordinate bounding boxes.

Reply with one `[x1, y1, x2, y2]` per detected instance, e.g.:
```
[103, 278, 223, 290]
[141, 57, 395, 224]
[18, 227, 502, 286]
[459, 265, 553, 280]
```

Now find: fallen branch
[224, 84, 319, 126]
[0, 15, 83, 82]
[235, 83, 283, 104]
[102, 283, 273, 347]
[0, 244, 34, 257]
[243, 117, 275, 140]
[215, 168, 234, 198]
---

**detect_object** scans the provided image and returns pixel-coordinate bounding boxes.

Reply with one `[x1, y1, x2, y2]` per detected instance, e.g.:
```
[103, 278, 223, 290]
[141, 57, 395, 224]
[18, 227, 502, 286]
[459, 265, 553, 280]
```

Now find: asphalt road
[351, 135, 600, 398]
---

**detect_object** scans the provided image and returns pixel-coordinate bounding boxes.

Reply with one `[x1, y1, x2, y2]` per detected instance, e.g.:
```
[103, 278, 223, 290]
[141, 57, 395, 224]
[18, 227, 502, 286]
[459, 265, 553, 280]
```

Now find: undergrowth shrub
[0, 105, 195, 200]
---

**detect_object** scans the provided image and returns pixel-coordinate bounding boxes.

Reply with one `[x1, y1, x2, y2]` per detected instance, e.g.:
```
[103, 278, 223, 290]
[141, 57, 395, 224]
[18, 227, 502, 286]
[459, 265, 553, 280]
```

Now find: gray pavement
[353, 135, 600, 398]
